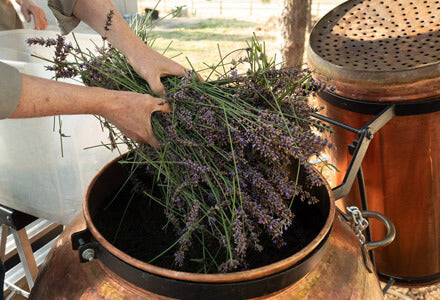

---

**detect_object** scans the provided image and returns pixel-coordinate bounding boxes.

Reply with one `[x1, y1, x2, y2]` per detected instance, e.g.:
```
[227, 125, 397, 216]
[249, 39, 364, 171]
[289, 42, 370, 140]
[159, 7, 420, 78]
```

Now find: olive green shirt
[47, 0, 80, 35]
[0, 0, 23, 30]
[0, 0, 79, 119]
[0, 62, 22, 118]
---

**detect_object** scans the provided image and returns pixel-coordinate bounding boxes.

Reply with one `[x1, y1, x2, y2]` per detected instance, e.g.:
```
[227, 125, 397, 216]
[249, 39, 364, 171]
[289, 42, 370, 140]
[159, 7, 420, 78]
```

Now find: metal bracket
[313, 104, 396, 200]
[361, 244, 374, 273]
[71, 229, 99, 263]
[313, 103, 396, 274]
[0, 205, 37, 231]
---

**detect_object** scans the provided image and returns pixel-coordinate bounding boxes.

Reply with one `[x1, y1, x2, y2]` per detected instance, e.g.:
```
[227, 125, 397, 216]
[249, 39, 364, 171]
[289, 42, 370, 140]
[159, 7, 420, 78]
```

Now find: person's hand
[128, 47, 186, 95]
[18, 0, 48, 30]
[71, 0, 201, 94]
[103, 92, 171, 148]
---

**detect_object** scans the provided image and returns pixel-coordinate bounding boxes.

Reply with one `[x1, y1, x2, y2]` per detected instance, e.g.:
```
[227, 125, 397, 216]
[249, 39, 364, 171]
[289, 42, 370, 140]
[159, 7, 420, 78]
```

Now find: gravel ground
[384, 283, 440, 300]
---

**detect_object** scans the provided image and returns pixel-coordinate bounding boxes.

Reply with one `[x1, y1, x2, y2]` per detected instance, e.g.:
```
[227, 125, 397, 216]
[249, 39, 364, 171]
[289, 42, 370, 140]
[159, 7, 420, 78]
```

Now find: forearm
[9, 73, 170, 146]
[10, 74, 115, 118]
[72, 0, 149, 63]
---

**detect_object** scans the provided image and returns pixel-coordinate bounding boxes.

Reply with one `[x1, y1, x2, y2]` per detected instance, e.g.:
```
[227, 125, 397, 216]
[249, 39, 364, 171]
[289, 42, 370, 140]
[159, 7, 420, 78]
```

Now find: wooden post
[11, 228, 38, 289]
[0, 225, 8, 262]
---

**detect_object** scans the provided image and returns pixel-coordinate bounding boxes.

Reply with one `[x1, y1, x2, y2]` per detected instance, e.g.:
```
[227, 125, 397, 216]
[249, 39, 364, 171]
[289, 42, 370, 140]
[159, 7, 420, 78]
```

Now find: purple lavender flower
[35, 30, 332, 272]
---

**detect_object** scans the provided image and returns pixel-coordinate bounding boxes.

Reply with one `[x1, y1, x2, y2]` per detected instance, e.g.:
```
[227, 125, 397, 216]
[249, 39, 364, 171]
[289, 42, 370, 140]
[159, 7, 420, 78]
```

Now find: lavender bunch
[28, 13, 332, 273]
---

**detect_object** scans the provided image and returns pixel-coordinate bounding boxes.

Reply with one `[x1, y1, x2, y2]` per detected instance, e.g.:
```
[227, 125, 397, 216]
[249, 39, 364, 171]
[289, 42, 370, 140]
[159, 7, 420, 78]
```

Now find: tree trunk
[279, 0, 311, 68]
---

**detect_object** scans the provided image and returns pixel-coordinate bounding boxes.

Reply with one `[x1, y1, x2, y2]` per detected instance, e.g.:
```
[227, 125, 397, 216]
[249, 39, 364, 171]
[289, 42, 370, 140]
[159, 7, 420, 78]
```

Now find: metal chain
[346, 206, 369, 245]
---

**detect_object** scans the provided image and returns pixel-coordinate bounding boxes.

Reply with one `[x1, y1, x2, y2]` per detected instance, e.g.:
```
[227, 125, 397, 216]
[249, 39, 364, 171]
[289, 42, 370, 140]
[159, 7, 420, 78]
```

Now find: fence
[139, 0, 346, 19]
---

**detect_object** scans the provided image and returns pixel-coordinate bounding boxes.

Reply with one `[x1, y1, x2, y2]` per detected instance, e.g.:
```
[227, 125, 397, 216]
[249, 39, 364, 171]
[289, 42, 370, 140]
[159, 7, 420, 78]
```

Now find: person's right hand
[103, 91, 171, 148]
[18, 0, 48, 30]
[128, 46, 186, 95]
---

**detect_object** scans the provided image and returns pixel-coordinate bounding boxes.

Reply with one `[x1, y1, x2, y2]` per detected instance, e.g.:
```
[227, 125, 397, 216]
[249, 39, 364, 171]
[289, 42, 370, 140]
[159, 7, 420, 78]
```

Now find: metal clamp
[71, 229, 99, 263]
[313, 104, 396, 201]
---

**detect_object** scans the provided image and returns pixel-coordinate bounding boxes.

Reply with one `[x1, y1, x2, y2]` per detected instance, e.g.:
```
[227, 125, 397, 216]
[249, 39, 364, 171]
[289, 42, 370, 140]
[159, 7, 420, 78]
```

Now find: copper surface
[30, 155, 384, 299]
[307, 0, 440, 101]
[322, 104, 440, 281]
[30, 214, 384, 299]
[82, 155, 337, 284]
[308, 0, 440, 283]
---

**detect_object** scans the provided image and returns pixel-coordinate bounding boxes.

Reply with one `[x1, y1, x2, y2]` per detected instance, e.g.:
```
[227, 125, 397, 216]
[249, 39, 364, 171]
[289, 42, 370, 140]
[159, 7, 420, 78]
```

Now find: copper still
[307, 0, 440, 285]
[29, 155, 394, 299]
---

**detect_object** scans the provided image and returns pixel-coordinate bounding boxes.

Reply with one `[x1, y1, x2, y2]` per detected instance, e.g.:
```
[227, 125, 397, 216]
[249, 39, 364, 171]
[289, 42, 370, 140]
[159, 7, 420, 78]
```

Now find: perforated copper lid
[307, 0, 440, 100]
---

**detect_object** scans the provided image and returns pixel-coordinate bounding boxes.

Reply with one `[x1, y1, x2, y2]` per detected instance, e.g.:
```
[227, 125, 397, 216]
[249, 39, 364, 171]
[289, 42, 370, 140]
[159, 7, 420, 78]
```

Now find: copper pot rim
[307, 46, 440, 88]
[83, 154, 336, 283]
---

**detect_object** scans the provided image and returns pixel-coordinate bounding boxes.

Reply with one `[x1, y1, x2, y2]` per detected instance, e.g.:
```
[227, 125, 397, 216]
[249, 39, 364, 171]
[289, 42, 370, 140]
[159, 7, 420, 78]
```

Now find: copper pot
[29, 155, 391, 299]
[307, 0, 440, 285]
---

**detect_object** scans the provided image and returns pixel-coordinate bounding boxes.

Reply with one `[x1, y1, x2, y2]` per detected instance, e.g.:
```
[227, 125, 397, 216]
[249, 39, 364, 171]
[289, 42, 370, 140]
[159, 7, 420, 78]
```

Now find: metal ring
[318, 90, 440, 116]
[360, 211, 396, 251]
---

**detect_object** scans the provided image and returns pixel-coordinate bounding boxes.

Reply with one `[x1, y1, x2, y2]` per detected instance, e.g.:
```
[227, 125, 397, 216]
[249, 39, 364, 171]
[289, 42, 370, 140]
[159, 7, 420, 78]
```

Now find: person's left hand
[19, 0, 48, 30]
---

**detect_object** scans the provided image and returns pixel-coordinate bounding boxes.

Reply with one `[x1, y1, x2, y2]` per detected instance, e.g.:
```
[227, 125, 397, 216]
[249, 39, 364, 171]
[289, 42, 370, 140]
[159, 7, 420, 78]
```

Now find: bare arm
[15, 0, 48, 30]
[72, 0, 185, 95]
[10, 74, 169, 147]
